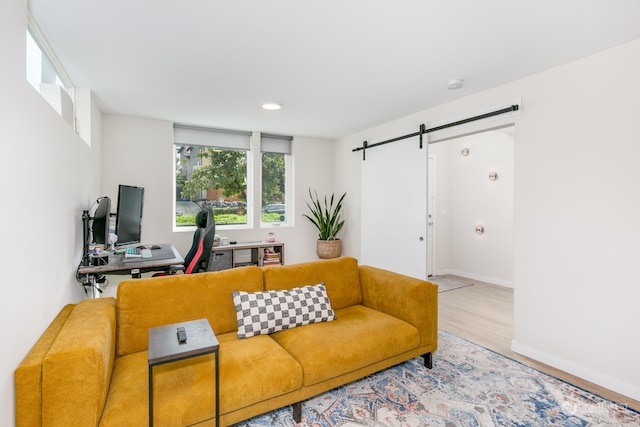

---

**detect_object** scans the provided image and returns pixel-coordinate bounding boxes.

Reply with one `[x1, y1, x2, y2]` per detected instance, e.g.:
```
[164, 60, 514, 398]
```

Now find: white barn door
[360, 136, 427, 279]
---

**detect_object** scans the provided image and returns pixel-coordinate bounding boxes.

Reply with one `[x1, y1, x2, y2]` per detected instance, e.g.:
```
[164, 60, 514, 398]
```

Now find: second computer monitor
[92, 196, 111, 245]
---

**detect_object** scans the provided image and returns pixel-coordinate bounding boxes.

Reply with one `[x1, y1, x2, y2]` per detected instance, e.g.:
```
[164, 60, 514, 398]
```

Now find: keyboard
[124, 247, 140, 258]
[125, 247, 152, 259]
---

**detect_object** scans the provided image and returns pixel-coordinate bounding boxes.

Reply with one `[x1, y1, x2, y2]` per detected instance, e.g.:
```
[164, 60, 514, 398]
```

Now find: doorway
[427, 126, 514, 287]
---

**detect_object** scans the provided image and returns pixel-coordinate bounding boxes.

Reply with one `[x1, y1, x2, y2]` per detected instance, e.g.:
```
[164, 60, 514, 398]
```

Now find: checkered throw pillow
[232, 283, 336, 339]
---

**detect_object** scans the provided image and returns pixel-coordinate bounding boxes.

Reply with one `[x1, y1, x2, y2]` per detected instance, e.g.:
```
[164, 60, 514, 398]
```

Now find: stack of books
[262, 249, 282, 267]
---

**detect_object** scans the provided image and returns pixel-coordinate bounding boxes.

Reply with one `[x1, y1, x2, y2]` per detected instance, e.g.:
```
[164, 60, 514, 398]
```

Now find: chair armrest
[169, 264, 185, 273]
[359, 265, 438, 347]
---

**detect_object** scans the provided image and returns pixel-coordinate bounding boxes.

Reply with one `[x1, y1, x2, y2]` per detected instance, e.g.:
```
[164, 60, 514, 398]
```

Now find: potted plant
[303, 189, 346, 259]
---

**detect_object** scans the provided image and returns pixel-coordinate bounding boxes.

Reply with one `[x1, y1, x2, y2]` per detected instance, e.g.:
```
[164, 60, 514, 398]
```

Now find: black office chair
[155, 208, 216, 276]
[183, 208, 216, 274]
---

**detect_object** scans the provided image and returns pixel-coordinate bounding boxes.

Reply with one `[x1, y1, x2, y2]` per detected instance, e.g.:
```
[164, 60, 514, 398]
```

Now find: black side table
[148, 319, 219, 427]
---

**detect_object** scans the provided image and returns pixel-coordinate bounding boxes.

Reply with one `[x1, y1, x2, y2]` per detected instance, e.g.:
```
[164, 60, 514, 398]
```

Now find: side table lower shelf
[148, 319, 219, 427]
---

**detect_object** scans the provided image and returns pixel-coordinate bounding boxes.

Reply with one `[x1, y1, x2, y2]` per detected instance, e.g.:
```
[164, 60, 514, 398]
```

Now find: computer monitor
[115, 184, 145, 246]
[92, 197, 111, 245]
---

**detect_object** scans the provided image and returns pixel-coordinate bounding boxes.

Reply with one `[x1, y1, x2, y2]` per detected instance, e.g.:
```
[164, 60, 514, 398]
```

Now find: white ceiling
[28, 0, 640, 140]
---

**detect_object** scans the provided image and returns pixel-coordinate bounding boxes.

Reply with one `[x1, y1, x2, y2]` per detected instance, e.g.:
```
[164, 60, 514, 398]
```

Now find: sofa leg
[292, 401, 302, 423]
[422, 352, 433, 369]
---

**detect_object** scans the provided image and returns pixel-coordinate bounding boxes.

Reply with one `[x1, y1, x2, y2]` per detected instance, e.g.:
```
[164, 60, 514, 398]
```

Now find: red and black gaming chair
[155, 207, 215, 276]
[182, 207, 216, 274]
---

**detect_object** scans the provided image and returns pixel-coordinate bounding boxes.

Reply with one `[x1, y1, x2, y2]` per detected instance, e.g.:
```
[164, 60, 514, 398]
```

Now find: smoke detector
[447, 79, 464, 90]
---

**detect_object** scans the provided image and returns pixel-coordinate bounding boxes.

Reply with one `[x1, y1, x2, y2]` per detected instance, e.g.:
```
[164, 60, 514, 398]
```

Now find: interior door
[360, 136, 427, 279]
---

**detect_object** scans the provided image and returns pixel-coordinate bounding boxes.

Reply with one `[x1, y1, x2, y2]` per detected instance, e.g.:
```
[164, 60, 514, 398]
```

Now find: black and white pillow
[232, 283, 336, 339]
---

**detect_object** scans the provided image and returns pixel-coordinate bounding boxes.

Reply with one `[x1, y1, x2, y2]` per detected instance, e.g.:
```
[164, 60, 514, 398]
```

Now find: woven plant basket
[317, 239, 341, 259]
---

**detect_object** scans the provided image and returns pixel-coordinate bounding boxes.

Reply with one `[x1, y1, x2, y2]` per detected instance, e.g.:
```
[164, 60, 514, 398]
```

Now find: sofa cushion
[233, 283, 336, 339]
[99, 333, 302, 426]
[262, 256, 362, 309]
[216, 332, 303, 412]
[116, 266, 264, 356]
[271, 304, 420, 387]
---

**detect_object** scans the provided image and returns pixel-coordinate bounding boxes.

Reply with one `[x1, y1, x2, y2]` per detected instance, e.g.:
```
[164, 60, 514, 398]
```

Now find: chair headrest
[195, 210, 208, 228]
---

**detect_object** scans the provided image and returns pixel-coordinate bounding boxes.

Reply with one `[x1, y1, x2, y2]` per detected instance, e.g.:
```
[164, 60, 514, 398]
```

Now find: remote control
[176, 327, 187, 343]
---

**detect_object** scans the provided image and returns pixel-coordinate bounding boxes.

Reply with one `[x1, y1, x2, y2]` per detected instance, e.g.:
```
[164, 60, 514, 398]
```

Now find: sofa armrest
[15, 304, 76, 427]
[42, 297, 116, 426]
[359, 265, 438, 348]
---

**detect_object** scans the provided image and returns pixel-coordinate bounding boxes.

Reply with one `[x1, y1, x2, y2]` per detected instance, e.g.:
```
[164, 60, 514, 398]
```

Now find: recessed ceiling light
[262, 102, 282, 111]
[447, 78, 464, 90]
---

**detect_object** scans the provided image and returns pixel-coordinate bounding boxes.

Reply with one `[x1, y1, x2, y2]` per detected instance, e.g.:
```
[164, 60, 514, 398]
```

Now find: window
[261, 134, 292, 226]
[174, 125, 252, 228]
[26, 14, 76, 128]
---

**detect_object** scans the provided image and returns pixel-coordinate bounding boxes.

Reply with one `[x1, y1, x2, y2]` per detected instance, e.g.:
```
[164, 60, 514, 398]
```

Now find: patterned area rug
[428, 275, 474, 293]
[233, 330, 639, 426]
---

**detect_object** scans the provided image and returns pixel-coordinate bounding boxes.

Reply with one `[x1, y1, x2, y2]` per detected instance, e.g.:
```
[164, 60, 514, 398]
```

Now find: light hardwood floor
[437, 276, 640, 412]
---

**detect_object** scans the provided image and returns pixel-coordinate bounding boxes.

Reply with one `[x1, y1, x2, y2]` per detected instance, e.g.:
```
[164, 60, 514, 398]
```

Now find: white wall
[0, 2, 104, 425]
[336, 38, 640, 401]
[430, 129, 514, 286]
[99, 115, 335, 297]
[102, 115, 176, 247]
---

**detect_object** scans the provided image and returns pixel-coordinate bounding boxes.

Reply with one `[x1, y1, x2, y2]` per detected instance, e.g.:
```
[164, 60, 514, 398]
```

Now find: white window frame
[260, 134, 293, 229]
[26, 11, 77, 130]
[173, 124, 253, 231]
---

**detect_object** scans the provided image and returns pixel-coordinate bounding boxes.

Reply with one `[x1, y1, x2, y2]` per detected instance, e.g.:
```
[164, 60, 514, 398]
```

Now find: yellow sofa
[15, 256, 438, 426]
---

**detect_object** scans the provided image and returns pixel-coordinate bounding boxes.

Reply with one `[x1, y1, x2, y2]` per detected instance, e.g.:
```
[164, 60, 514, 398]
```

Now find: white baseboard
[434, 269, 514, 288]
[511, 340, 640, 402]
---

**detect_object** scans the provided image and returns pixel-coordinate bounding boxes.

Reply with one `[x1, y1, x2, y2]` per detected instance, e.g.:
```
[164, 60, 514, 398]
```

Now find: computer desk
[78, 244, 184, 297]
